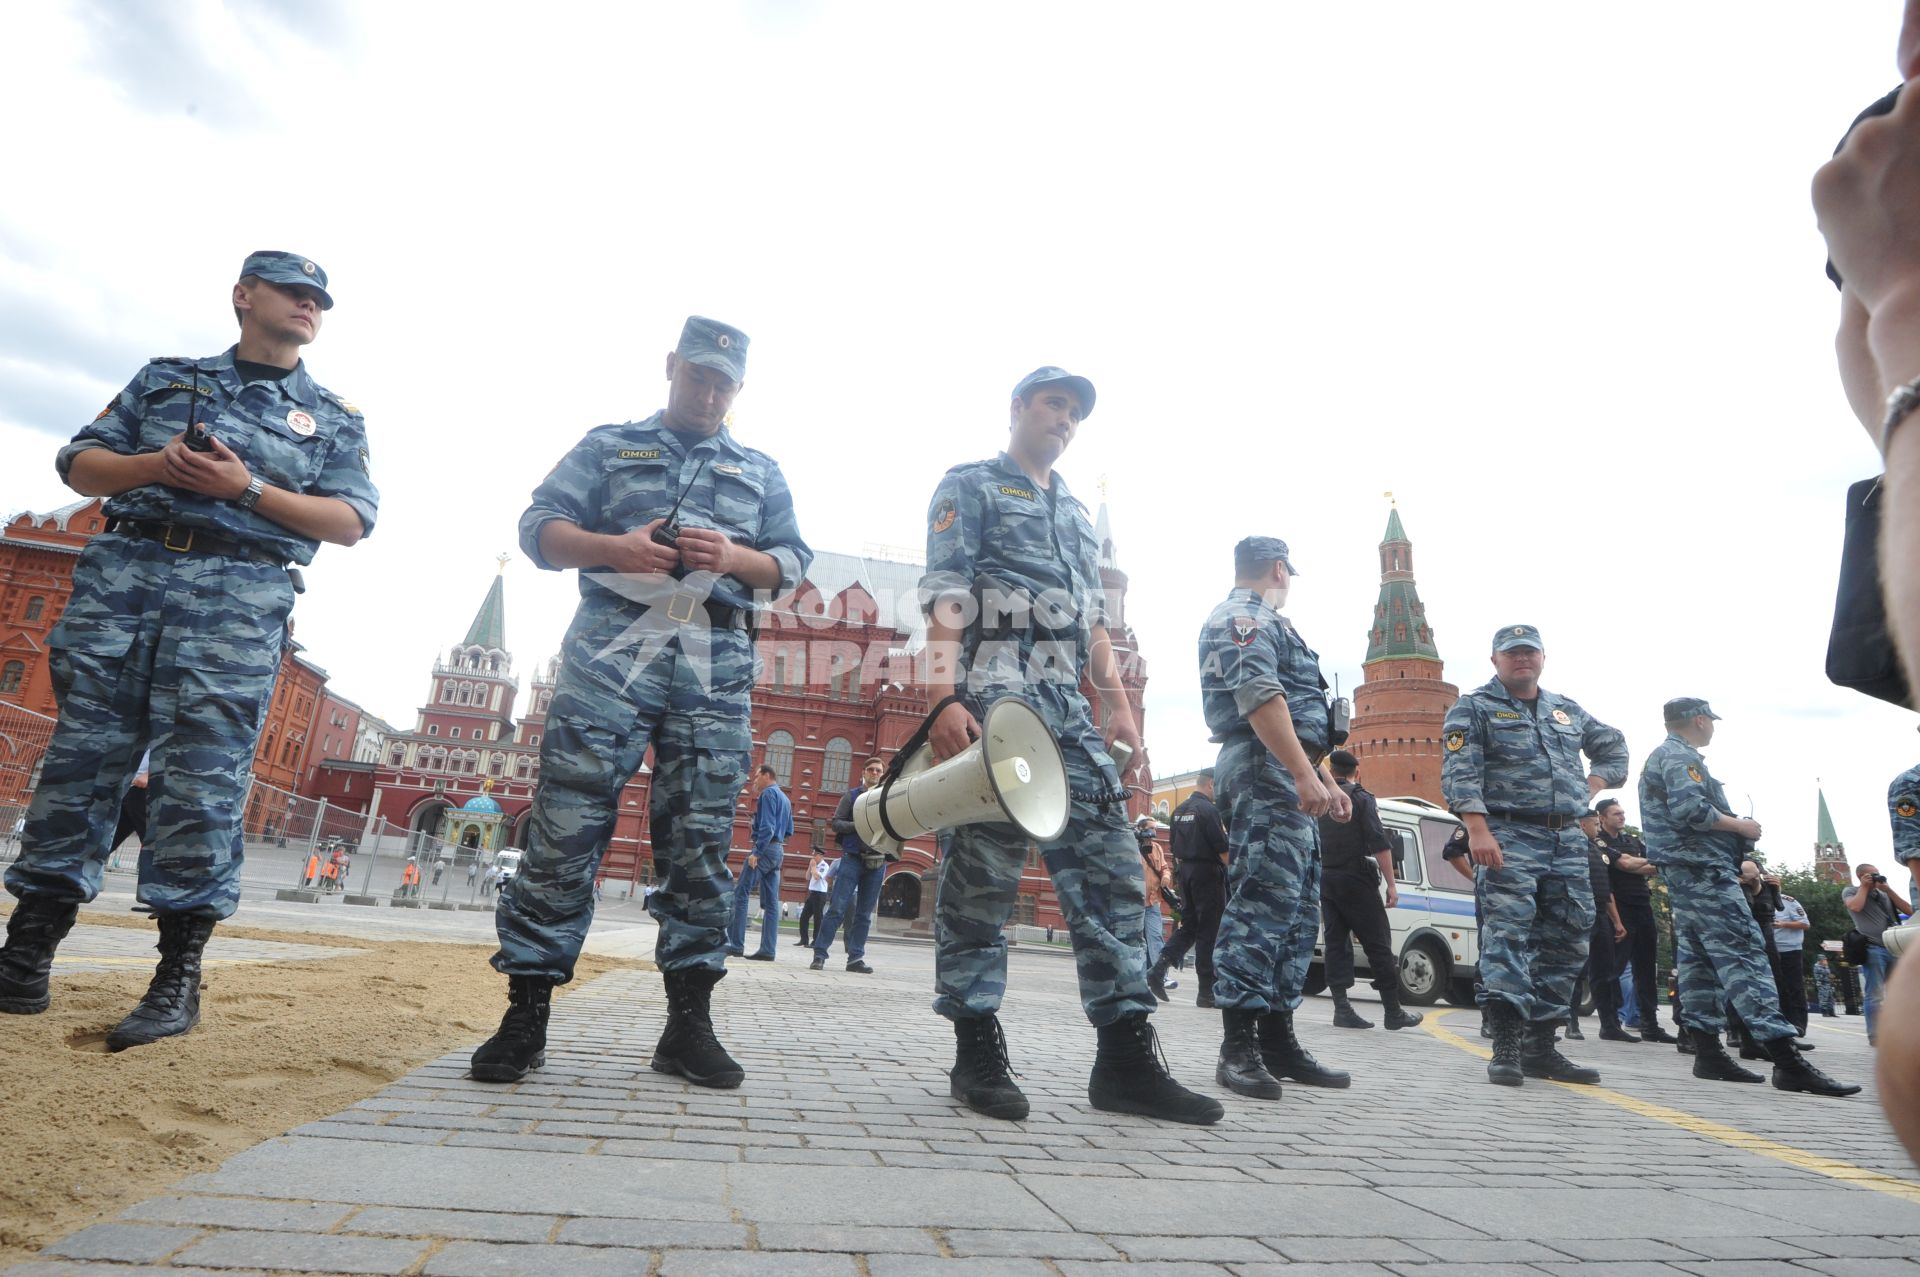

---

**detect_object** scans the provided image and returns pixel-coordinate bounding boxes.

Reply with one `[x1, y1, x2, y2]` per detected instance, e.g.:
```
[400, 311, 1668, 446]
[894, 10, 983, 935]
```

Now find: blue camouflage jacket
[1637, 733, 1741, 870]
[1890, 763, 1920, 868]
[519, 411, 810, 611]
[919, 453, 1106, 678]
[58, 348, 378, 565]
[1197, 587, 1330, 755]
[1440, 679, 1627, 817]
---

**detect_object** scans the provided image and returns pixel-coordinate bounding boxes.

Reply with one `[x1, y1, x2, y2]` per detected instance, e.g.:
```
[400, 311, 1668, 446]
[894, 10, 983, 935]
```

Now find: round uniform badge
[286, 410, 317, 436]
[1899, 799, 1918, 819]
[301, 260, 316, 275]
[717, 333, 731, 349]
[1551, 709, 1571, 725]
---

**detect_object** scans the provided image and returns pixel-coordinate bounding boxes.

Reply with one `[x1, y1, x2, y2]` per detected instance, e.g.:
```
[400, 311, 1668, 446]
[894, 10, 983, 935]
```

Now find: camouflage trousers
[933, 680, 1152, 1027]
[494, 595, 752, 982]
[1473, 820, 1594, 1022]
[5, 534, 291, 919]
[1664, 861, 1793, 1039]
[1212, 739, 1322, 1014]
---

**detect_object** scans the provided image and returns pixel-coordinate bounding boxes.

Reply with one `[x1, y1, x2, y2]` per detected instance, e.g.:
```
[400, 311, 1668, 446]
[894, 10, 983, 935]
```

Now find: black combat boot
[1216, 1008, 1282, 1099]
[1380, 989, 1423, 1030]
[1563, 1015, 1584, 1040]
[1689, 1027, 1764, 1083]
[1638, 1019, 1679, 1044]
[1330, 989, 1373, 1029]
[1146, 955, 1172, 1003]
[1484, 1000, 1524, 1086]
[0, 896, 80, 1014]
[105, 913, 216, 1052]
[651, 967, 745, 1089]
[1598, 1012, 1639, 1043]
[1520, 1019, 1601, 1085]
[1759, 1036, 1862, 1098]
[470, 974, 554, 1082]
[1676, 1029, 1696, 1055]
[1194, 973, 1216, 1009]
[1089, 1013, 1225, 1125]
[950, 1014, 1029, 1120]
[1257, 1010, 1352, 1088]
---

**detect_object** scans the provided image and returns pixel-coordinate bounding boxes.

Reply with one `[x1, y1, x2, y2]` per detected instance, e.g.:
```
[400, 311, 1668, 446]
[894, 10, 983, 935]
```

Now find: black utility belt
[652, 593, 750, 630]
[1485, 809, 1580, 831]
[115, 519, 285, 568]
[1210, 728, 1325, 767]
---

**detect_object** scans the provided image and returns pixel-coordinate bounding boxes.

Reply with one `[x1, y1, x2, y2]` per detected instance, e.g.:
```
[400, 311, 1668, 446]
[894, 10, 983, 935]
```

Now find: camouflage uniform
[7, 263, 376, 920]
[496, 321, 809, 983]
[1890, 764, 1920, 900]
[1440, 661, 1627, 1024]
[1639, 732, 1792, 1040]
[1197, 585, 1330, 1014]
[920, 452, 1149, 1027]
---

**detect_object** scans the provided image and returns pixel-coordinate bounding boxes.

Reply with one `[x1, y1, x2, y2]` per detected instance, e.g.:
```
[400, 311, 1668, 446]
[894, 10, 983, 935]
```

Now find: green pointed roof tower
[1364, 507, 1440, 662]
[1817, 788, 1839, 845]
[464, 558, 508, 652]
[1813, 783, 1850, 885]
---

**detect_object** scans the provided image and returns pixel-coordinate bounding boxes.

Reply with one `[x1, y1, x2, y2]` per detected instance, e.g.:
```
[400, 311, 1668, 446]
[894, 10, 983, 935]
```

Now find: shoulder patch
[1898, 798, 1918, 819]
[94, 401, 115, 421]
[932, 499, 957, 535]
[1229, 615, 1259, 647]
[1686, 766, 1703, 782]
[1445, 730, 1466, 752]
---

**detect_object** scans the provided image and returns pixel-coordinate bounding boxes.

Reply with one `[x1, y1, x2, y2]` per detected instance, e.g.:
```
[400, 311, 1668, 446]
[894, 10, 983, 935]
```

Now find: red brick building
[0, 497, 347, 802]
[311, 512, 1154, 926]
[1348, 507, 1457, 805]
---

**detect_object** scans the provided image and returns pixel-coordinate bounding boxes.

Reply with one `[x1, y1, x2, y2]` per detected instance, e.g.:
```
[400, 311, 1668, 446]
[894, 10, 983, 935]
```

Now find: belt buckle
[666, 592, 698, 624]
[162, 525, 194, 552]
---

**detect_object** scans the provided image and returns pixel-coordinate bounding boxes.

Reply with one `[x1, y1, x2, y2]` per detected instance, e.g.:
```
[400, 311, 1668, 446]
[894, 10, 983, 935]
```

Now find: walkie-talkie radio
[649, 458, 709, 549]
[182, 369, 212, 453]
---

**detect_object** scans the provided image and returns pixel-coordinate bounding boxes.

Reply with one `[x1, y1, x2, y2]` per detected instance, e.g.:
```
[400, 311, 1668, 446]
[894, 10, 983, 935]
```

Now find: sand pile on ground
[0, 909, 642, 1267]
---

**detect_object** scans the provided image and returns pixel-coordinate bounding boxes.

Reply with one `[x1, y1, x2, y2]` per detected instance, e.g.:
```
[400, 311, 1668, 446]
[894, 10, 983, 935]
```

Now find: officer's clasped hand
[675, 525, 739, 576]
[161, 432, 252, 501]
[605, 519, 681, 574]
[927, 701, 981, 763]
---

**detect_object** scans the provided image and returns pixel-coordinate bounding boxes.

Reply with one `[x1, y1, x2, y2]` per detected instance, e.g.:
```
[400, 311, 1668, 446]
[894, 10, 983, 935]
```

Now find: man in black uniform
[1317, 751, 1421, 1030]
[1593, 798, 1675, 1042]
[1149, 769, 1228, 1007]
[1570, 810, 1632, 1042]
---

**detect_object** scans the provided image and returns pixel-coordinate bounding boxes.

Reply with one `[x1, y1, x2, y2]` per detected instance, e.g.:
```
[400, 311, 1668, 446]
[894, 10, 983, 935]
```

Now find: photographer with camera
[1844, 862, 1912, 1046]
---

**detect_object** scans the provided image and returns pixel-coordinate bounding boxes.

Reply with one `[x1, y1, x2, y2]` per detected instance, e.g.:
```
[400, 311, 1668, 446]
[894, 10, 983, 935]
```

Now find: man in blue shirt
[730, 765, 794, 960]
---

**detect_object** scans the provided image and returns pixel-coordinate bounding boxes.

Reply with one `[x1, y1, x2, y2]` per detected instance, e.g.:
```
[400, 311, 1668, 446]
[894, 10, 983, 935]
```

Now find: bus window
[1385, 826, 1417, 888]
[1420, 818, 1474, 893]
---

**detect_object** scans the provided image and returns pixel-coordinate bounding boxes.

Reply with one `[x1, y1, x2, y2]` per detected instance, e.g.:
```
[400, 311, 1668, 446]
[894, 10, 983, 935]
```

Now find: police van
[1309, 796, 1479, 1006]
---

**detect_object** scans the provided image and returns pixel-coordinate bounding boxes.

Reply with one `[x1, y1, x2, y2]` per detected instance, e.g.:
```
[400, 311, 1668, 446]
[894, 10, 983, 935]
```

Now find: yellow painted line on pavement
[1423, 1010, 1920, 1205]
[52, 956, 300, 968]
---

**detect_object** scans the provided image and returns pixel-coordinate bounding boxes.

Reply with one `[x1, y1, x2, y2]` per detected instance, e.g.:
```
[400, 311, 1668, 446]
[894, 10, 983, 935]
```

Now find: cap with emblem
[676, 315, 749, 383]
[1233, 535, 1300, 576]
[1492, 623, 1543, 652]
[239, 250, 332, 309]
[1012, 366, 1096, 420]
[1663, 696, 1721, 722]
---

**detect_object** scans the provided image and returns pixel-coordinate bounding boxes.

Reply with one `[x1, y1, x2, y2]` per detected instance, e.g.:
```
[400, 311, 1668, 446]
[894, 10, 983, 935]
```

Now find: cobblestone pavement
[48, 924, 360, 974]
[11, 929, 1920, 1275]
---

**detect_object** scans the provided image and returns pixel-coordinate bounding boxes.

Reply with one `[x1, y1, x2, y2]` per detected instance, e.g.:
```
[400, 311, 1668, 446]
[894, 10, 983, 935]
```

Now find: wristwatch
[1883, 376, 1920, 456]
[235, 476, 266, 511]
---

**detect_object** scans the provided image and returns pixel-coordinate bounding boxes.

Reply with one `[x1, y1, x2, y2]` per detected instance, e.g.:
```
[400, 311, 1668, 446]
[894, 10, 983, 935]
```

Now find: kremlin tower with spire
[1347, 505, 1457, 805]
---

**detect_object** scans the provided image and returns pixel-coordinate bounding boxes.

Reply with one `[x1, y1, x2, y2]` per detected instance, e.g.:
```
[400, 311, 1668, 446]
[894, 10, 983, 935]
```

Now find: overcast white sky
[3, 2, 1916, 875]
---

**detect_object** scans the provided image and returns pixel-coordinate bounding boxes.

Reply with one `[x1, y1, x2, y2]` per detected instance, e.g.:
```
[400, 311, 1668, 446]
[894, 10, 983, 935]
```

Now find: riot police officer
[919, 366, 1220, 1126]
[1198, 536, 1354, 1100]
[0, 251, 376, 1050]
[473, 316, 811, 1088]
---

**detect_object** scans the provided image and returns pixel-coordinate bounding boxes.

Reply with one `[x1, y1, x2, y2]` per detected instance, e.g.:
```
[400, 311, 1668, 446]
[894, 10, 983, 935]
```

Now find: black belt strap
[115, 519, 285, 567]
[1486, 809, 1577, 831]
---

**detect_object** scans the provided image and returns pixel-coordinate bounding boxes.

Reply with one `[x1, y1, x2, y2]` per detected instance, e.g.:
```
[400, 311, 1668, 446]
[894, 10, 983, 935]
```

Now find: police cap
[240, 250, 333, 309]
[676, 315, 749, 383]
[1492, 623, 1543, 652]
[1012, 366, 1096, 420]
[1663, 696, 1721, 723]
[1234, 536, 1300, 576]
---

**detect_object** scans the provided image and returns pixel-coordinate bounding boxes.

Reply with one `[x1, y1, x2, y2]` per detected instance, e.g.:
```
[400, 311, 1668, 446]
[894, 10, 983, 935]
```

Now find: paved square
[9, 927, 1919, 1274]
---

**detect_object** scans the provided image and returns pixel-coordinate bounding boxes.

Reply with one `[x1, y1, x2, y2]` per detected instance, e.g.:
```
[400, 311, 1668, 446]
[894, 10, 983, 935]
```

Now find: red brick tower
[1349, 506, 1457, 805]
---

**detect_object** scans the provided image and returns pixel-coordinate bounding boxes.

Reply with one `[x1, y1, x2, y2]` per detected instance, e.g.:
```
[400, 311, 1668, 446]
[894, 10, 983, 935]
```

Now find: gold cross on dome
[496, 553, 509, 575]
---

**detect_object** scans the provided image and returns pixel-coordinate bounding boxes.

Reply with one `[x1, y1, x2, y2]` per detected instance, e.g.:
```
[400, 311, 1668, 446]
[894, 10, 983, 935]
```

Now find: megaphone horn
[853, 697, 1070, 857]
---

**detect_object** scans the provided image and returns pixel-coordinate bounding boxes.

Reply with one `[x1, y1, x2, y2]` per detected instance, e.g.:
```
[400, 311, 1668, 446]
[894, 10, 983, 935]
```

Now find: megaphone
[1887, 921, 1919, 959]
[854, 697, 1070, 856]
